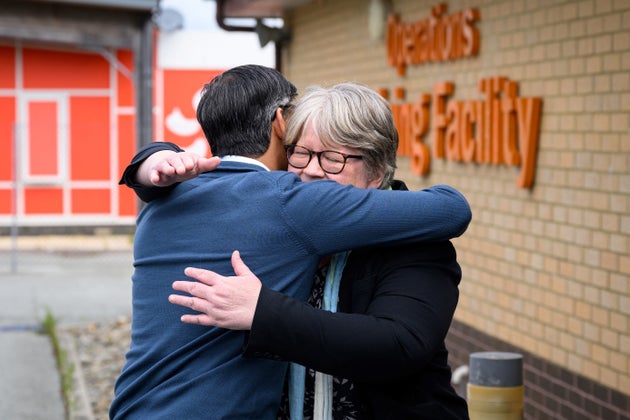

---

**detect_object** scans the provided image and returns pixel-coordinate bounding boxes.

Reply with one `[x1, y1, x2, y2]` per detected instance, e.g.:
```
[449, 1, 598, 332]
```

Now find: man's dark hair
[196, 64, 298, 157]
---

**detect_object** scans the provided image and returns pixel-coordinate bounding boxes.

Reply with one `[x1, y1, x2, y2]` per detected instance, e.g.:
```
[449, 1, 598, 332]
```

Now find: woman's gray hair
[284, 83, 398, 189]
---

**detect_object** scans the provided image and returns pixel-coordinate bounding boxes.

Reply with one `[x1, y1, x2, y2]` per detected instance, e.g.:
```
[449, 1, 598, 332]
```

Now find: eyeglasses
[286, 144, 363, 175]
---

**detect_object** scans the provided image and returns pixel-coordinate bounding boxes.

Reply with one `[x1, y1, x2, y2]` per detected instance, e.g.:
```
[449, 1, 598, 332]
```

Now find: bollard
[467, 351, 524, 420]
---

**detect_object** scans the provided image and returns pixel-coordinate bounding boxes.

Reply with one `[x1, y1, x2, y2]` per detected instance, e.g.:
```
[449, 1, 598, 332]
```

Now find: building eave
[218, 0, 312, 18]
[18, 0, 158, 12]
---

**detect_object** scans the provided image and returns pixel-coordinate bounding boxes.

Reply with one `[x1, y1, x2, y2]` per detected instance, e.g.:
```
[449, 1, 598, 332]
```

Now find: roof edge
[22, 0, 158, 11]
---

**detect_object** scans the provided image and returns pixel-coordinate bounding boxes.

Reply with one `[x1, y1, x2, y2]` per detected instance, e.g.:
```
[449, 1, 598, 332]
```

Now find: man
[110, 65, 471, 419]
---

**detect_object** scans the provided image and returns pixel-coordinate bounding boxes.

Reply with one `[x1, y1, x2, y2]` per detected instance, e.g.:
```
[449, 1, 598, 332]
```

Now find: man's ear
[271, 107, 287, 142]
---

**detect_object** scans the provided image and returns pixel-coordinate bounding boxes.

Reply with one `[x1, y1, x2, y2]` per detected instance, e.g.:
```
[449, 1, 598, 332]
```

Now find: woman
[167, 83, 469, 419]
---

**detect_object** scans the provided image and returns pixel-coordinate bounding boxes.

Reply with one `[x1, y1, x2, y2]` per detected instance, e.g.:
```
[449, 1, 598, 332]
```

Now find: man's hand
[137, 150, 221, 187]
[169, 251, 262, 330]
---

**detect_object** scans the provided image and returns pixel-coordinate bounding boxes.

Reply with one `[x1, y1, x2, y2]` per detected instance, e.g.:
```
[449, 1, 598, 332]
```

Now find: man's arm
[283, 182, 472, 250]
[119, 142, 219, 202]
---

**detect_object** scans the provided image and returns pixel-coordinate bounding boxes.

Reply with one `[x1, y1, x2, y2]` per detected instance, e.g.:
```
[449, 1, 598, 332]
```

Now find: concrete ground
[0, 236, 133, 420]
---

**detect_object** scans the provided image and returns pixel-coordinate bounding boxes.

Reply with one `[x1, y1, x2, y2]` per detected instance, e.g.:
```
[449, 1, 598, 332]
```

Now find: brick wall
[283, 0, 630, 415]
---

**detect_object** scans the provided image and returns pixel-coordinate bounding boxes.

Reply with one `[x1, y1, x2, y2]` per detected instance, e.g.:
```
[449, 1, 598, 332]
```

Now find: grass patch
[41, 309, 74, 418]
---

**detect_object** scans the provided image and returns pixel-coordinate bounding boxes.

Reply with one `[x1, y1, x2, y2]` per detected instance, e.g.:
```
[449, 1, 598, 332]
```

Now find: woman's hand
[169, 251, 262, 330]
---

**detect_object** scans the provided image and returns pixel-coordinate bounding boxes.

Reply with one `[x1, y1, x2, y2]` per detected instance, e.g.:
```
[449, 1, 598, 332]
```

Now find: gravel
[60, 317, 131, 420]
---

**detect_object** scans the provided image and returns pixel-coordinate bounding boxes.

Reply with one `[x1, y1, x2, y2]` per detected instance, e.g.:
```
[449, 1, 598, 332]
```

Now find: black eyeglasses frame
[285, 144, 363, 175]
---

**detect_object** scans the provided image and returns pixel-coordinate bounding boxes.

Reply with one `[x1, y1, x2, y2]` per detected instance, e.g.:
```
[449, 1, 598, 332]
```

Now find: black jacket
[245, 182, 469, 419]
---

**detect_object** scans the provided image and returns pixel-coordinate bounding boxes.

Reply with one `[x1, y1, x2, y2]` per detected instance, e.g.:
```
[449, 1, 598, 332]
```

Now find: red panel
[72, 189, 110, 213]
[24, 188, 63, 214]
[23, 48, 109, 89]
[29, 102, 58, 176]
[70, 97, 110, 180]
[0, 190, 11, 214]
[118, 114, 136, 216]
[0, 97, 15, 181]
[118, 184, 136, 216]
[0, 46, 15, 88]
[117, 49, 135, 107]
[161, 69, 221, 156]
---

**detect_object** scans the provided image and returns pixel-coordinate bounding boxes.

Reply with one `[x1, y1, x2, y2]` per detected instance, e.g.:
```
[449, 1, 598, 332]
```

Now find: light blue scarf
[288, 251, 350, 420]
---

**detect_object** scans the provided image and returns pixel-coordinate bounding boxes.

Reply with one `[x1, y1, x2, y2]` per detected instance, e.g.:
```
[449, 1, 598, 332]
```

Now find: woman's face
[288, 125, 383, 189]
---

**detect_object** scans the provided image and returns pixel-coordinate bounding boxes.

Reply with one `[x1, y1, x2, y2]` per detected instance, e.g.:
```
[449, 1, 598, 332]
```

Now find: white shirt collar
[220, 155, 270, 171]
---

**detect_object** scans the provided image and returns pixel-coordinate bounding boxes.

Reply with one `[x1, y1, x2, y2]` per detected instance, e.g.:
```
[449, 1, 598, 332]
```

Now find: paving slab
[0, 330, 66, 420]
[0, 236, 134, 420]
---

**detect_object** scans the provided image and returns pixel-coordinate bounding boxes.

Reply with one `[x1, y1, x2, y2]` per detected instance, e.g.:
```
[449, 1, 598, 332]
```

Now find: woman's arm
[170, 243, 461, 383]
[246, 242, 461, 382]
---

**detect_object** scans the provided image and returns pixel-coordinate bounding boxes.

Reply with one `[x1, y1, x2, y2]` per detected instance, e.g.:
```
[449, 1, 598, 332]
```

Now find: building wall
[0, 21, 274, 230]
[283, 0, 629, 416]
[0, 1, 161, 231]
[0, 43, 137, 227]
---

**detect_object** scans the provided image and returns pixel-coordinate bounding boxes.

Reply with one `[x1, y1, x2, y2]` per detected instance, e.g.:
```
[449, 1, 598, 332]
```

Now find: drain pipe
[215, 0, 285, 72]
[215, 0, 256, 33]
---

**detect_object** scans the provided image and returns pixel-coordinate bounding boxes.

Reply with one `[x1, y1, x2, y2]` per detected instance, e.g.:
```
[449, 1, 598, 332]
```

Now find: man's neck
[258, 133, 287, 171]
